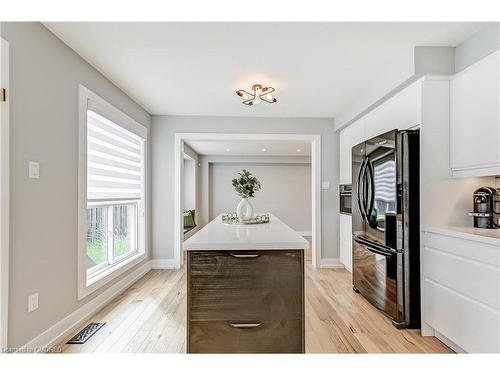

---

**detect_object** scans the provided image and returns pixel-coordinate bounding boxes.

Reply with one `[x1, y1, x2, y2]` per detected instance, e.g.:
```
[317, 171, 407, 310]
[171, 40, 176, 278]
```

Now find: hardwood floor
[59, 251, 451, 353]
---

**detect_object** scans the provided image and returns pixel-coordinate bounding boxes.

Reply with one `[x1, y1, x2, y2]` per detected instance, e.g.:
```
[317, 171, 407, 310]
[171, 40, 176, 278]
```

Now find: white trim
[82, 85, 147, 139]
[319, 258, 345, 269]
[434, 330, 464, 354]
[174, 133, 322, 269]
[0, 37, 10, 350]
[85, 252, 147, 292]
[77, 85, 149, 300]
[18, 260, 152, 352]
[150, 259, 176, 269]
[296, 231, 312, 237]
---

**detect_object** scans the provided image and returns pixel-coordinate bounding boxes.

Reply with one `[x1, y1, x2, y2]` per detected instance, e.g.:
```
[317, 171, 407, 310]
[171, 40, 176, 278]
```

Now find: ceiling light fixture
[261, 148, 267, 152]
[236, 84, 277, 106]
[225, 148, 231, 152]
[296, 148, 302, 153]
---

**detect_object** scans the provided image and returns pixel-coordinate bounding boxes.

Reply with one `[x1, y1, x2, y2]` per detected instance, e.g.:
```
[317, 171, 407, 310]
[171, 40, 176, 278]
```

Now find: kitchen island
[184, 214, 308, 353]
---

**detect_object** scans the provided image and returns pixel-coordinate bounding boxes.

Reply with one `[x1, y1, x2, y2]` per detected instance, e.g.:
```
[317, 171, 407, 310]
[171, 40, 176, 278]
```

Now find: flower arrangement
[231, 169, 261, 198]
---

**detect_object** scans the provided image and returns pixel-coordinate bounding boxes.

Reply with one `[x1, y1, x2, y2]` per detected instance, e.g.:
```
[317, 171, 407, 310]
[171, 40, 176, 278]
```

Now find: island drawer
[189, 286, 302, 321]
[188, 319, 303, 353]
[188, 250, 303, 291]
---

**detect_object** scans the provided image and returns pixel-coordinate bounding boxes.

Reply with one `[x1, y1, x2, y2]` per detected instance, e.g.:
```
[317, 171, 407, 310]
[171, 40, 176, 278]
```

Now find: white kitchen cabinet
[338, 80, 423, 185]
[349, 118, 365, 148]
[364, 80, 422, 139]
[339, 213, 352, 272]
[450, 50, 500, 178]
[422, 228, 500, 353]
[339, 126, 352, 184]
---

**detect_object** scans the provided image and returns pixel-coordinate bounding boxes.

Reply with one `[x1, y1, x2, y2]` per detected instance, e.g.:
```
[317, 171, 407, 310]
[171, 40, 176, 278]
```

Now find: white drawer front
[424, 279, 500, 353]
[423, 246, 500, 310]
[423, 231, 500, 266]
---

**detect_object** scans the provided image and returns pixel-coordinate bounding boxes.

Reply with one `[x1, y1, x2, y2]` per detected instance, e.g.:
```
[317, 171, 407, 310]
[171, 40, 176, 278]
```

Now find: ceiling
[44, 22, 487, 118]
[186, 140, 311, 156]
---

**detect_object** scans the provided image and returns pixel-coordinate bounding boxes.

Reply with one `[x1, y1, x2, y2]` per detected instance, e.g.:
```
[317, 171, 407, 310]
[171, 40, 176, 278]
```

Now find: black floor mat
[67, 322, 106, 344]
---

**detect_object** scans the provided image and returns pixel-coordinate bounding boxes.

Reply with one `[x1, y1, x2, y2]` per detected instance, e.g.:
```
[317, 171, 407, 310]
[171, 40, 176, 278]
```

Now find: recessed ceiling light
[261, 148, 267, 152]
[296, 148, 302, 153]
[225, 148, 231, 152]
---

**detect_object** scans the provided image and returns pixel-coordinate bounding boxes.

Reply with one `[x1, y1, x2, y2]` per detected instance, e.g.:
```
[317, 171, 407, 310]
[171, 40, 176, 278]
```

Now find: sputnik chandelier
[236, 84, 277, 106]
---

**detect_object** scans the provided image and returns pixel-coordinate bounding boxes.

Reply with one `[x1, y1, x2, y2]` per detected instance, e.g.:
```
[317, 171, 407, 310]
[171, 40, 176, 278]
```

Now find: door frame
[174, 132, 321, 269]
[0, 36, 10, 350]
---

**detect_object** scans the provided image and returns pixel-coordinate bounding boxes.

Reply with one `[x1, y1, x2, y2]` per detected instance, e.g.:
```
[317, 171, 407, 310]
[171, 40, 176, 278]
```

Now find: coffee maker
[469, 187, 500, 229]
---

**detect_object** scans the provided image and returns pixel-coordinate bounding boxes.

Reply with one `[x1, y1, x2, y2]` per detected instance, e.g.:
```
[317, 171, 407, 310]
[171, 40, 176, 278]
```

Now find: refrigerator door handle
[352, 234, 395, 257]
[362, 159, 369, 219]
[352, 234, 404, 255]
[356, 158, 368, 221]
[366, 159, 375, 218]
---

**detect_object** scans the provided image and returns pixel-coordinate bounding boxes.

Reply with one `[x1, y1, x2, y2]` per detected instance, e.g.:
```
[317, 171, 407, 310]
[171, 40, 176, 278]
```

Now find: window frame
[86, 200, 139, 277]
[78, 85, 148, 300]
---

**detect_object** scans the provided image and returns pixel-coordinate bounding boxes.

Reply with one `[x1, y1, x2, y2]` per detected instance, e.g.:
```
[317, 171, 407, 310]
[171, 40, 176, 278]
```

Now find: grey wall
[1, 22, 151, 348]
[151, 115, 338, 260]
[455, 23, 500, 73]
[209, 161, 312, 232]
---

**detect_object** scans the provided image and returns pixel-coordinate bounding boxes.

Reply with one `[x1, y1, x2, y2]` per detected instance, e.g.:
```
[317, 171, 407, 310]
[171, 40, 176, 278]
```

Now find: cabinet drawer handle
[229, 322, 262, 329]
[229, 253, 260, 258]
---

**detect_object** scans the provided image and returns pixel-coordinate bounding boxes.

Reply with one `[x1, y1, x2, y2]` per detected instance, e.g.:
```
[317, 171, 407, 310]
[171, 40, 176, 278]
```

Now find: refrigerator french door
[352, 129, 420, 328]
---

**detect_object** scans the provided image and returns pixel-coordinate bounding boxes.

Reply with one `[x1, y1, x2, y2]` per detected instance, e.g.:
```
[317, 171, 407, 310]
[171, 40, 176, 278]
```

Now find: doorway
[174, 133, 321, 268]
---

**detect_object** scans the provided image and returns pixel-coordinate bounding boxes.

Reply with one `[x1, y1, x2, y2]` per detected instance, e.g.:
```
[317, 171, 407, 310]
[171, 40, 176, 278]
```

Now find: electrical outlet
[28, 293, 39, 313]
[29, 161, 40, 179]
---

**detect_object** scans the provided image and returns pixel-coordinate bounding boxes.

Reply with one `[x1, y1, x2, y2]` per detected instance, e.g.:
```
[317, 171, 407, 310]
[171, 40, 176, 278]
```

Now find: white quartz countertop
[184, 214, 309, 251]
[423, 226, 500, 247]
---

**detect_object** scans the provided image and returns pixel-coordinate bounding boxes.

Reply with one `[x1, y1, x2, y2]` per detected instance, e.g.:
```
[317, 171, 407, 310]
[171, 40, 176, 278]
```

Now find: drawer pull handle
[229, 253, 260, 258]
[229, 322, 262, 329]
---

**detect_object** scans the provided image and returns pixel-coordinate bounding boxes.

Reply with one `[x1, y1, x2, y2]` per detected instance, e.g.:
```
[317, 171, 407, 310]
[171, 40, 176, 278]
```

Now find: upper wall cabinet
[338, 80, 422, 184]
[450, 50, 500, 178]
[364, 80, 422, 139]
[339, 126, 352, 185]
[339, 118, 364, 184]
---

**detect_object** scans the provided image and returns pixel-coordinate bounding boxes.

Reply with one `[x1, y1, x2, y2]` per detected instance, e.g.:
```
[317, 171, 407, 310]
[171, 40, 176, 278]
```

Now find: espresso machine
[469, 187, 500, 229]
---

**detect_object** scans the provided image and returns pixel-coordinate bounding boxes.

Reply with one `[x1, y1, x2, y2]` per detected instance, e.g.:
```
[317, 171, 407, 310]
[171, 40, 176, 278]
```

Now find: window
[78, 86, 147, 299]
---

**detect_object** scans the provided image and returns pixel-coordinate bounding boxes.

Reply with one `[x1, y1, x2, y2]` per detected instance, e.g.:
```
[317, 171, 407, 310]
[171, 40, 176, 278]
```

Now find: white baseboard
[297, 231, 312, 237]
[435, 330, 465, 353]
[319, 258, 345, 269]
[18, 260, 152, 352]
[150, 259, 176, 269]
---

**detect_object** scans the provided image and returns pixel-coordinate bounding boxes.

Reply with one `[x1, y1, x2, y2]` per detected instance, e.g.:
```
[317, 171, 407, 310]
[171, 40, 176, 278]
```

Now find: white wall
[208, 161, 312, 232]
[151, 116, 338, 260]
[0, 22, 151, 348]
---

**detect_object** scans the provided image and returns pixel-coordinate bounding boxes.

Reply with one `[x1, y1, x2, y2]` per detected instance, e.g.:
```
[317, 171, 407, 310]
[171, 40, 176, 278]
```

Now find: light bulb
[253, 98, 260, 105]
[296, 148, 302, 153]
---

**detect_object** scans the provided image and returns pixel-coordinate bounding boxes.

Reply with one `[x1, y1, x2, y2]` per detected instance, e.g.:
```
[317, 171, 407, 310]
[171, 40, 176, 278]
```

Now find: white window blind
[87, 110, 145, 201]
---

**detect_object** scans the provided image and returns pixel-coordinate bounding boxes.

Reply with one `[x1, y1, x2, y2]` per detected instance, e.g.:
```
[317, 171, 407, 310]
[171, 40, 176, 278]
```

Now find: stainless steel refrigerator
[352, 129, 420, 328]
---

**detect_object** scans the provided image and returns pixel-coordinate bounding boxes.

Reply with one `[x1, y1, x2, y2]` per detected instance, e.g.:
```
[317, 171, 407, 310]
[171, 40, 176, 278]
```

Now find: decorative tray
[221, 213, 270, 225]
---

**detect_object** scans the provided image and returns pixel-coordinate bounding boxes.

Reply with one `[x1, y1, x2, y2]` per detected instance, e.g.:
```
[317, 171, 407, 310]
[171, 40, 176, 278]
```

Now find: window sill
[78, 251, 147, 300]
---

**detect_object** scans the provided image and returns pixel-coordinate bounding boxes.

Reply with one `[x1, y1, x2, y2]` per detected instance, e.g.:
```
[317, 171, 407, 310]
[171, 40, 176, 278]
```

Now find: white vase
[237, 198, 254, 221]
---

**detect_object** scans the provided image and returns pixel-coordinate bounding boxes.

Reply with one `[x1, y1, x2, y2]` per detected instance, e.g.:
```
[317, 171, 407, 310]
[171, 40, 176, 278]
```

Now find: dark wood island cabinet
[184, 215, 307, 353]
